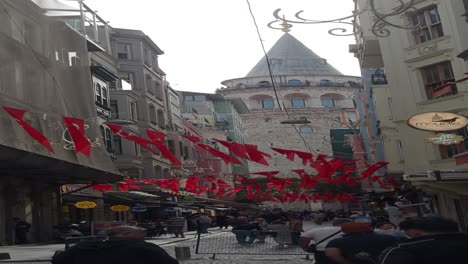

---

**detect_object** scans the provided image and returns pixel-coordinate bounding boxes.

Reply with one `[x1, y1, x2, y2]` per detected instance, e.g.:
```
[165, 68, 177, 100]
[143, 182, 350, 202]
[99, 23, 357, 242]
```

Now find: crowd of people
[46, 204, 468, 264]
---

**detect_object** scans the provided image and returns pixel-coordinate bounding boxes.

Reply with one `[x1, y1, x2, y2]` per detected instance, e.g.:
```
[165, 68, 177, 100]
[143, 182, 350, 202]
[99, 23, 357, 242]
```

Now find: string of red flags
[1, 105, 395, 204]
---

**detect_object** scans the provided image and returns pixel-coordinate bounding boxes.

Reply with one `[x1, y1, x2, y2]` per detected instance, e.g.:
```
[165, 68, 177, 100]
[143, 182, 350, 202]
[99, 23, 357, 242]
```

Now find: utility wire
[245, 0, 314, 153]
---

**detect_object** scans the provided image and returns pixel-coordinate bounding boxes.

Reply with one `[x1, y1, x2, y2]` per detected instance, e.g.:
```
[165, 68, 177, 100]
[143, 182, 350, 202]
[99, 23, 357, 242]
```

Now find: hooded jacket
[379, 233, 468, 264]
[52, 238, 179, 264]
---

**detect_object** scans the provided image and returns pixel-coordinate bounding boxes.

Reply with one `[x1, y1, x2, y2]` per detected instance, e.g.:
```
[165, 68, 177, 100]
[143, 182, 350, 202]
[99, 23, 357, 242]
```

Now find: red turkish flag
[62, 116, 91, 157]
[271, 147, 313, 165]
[182, 134, 201, 143]
[197, 143, 242, 165]
[245, 144, 270, 166]
[146, 130, 182, 166]
[359, 161, 389, 180]
[3, 107, 55, 153]
[214, 139, 251, 160]
[107, 124, 157, 154]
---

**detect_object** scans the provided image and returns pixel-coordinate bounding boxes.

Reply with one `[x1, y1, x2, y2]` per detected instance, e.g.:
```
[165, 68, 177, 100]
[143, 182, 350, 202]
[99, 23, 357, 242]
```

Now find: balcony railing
[426, 83, 458, 100]
[232, 81, 363, 90]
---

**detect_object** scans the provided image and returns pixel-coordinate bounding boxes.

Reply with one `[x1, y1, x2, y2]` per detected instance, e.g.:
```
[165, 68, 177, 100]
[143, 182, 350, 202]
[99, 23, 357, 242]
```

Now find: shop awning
[104, 191, 161, 204]
[0, 144, 122, 184]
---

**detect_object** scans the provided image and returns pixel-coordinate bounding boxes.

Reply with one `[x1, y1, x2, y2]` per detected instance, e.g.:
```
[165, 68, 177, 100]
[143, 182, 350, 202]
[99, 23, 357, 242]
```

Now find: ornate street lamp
[268, 0, 418, 37]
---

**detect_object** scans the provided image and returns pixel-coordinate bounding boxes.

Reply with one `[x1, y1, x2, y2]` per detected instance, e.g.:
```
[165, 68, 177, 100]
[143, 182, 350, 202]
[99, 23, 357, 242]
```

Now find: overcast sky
[82, 0, 361, 93]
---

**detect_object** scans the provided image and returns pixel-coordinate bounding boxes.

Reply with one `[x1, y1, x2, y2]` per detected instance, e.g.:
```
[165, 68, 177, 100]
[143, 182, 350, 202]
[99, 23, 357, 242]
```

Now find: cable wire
[245, 0, 314, 153]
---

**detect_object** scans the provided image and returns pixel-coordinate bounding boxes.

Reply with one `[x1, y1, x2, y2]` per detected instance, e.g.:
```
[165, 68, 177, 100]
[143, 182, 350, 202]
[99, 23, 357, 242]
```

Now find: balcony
[426, 83, 458, 100]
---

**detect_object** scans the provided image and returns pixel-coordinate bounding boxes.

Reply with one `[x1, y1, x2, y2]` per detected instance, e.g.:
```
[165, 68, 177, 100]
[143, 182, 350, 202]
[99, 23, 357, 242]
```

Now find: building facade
[353, 0, 468, 228]
[220, 33, 362, 176]
[0, 0, 120, 244]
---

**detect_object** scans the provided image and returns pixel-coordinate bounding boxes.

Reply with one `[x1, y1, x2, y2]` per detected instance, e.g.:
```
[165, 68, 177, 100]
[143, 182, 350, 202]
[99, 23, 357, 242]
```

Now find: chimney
[321, 58, 327, 65]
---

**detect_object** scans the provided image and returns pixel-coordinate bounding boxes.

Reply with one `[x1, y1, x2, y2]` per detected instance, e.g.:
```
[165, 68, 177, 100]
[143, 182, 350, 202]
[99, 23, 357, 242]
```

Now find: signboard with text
[425, 133, 464, 145]
[407, 112, 468, 132]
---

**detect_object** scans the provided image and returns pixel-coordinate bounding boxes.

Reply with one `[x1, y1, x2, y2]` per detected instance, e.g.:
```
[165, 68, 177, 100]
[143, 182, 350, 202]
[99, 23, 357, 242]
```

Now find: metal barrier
[195, 230, 309, 260]
[64, 236, 106, 249]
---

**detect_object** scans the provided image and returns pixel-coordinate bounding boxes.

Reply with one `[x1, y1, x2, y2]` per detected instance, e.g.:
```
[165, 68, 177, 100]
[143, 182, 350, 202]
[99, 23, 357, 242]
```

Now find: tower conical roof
[246, 33, 342, 77]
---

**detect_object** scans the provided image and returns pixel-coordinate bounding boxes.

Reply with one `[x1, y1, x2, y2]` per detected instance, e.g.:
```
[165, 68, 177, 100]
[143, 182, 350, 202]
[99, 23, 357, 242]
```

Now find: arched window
[288, 79, 302, 86]
[95, 83, 102, 103]
[300, 126, 313, 134]
[102, 88, 108, 106]
[100, 125, 113, 152]
[145, 74, 153, 94]
[262, 98, 274, 109]
[321, 97, 335, 107]
[291, 98, 305, 108]
[157, 109, 165, 128]
[149, 104, 157, 124]
[258, 81, 271, 87]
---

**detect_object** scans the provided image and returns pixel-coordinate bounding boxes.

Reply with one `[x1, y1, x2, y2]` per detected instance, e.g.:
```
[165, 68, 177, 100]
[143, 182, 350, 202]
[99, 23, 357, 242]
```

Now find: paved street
[0, 221, 325, 263]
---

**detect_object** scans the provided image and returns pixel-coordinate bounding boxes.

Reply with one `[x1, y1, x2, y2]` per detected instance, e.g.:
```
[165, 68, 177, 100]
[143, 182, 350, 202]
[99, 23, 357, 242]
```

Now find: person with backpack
[299, 218, 353, 264]
[325, 222, 397, 264]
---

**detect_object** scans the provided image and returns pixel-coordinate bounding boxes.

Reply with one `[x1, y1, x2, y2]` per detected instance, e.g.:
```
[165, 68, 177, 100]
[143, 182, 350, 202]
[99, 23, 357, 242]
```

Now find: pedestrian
[13, 217, 31, 244]
[232, 216, 260, 245]
[197, 213, 212, 233]
[253, 217, 268, 243]
[379, 217, 468, 264]
[325, 222, 397, 264]
[166, 215, 186, 238]
[299, 218, 353, 264]
[52, 226, 178, 264]
[374, 222, 407, 240]
[288, 215, 303, 245]
[268, 219, 292, 247]
[216, 212, 228, 229]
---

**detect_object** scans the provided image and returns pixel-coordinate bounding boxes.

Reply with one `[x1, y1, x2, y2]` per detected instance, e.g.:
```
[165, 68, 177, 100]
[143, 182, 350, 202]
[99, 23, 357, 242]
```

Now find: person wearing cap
[379, 217, 468, 264]
[325, 222, 397, 264]
[299, 218, 353, 264]
[52, 226, 179, 264]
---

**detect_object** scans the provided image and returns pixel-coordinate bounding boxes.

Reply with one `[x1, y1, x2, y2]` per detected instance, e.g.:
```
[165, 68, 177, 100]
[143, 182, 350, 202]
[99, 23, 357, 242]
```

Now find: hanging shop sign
[407, 112, 468, 132]
[131, 205, 148, 213]
[425, 133, 464, 145]
[110, 205, 130, 212]
[75, 201, 97, 209]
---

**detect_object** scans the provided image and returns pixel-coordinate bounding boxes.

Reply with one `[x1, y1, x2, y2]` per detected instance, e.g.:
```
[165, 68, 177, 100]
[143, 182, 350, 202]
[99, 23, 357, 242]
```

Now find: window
[194, 95, 206, 101]
[421, 61, 457, 99]
[262, 99, 274, 109]
[321, 97, 335, 108]
[144, 48, 150, 66]
[439, 128, 468, 159]
[167, 140, 175, 154]
[185, 96, 194, 102]
[155, 81, 163, 100]
[258, 81, 271, 87]
[145, 74, 153, 94]
[113, 136, 122, 154]
[288, 79, 302, 86]
[410, 6, 444, 45]
[110, 100, 119, 118]
[300, 127, 313, 134]
[157, 109, 165, 128]
[291, 98, 305, 108]
[134, 142, 141, 156]
[346, 112, 358, 122]
[119, 72, 135, 88]
[130, 102, 137, 120]
[464, 0, 468, 12]
[152, 55, 158, 69]
[102, 88, 108, 106]
[397, 140, 405, 162]
[95, 83, 102, 103]
[116, 43, 131, 60]
[105, 128, 112, 152]
[183, 146, 189, 160]
[149, 104, 157, 124]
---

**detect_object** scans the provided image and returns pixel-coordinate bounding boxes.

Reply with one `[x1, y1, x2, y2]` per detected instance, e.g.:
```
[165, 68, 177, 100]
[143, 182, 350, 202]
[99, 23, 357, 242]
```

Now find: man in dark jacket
[379, 217, 468, 264]
[52, 226, 178, 264]
[325, 222, 397, 264]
